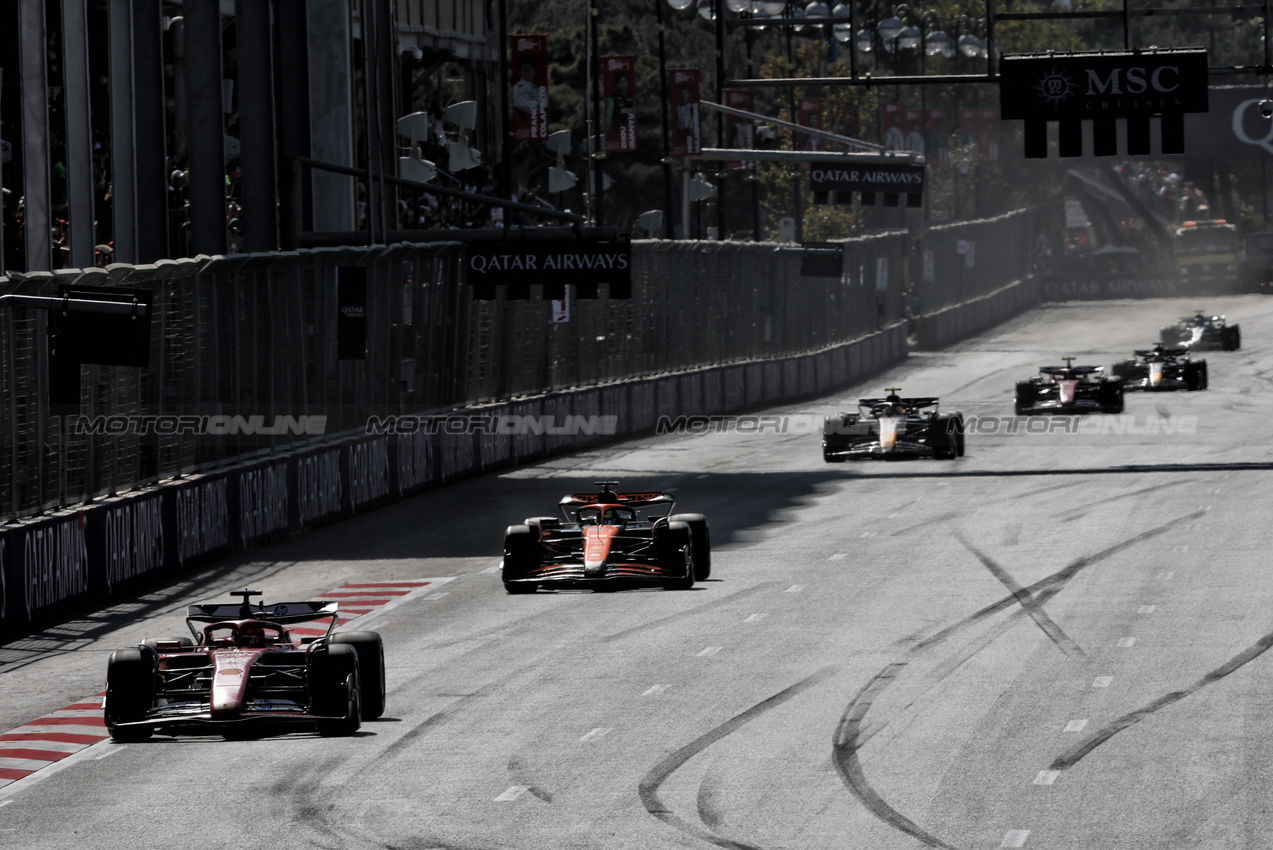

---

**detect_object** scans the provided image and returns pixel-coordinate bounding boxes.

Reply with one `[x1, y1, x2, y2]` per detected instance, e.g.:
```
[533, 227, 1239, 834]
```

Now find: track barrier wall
[1, 214, 1036, 638]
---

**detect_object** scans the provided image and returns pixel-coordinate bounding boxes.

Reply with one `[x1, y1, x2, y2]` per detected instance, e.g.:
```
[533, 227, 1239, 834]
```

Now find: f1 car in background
[1015, 358, 1124, 415]
[822, 389, 965, 462]
[1111, 345, 1208, 391]
[103, 589, 385, 741]
[1159, 311, 1240, 351]
[501, 482, 709, 593]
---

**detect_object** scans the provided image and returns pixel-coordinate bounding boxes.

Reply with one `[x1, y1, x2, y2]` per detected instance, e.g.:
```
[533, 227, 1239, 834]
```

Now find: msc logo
[1033, 66, 1078, 106]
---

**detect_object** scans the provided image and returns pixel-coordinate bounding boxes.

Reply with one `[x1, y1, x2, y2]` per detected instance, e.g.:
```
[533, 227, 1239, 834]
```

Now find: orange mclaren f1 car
[500, 482, 710, 593]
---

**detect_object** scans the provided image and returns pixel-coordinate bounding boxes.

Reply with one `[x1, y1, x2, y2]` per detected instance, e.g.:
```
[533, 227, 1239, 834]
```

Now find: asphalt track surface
[3, 296, 1273, 850]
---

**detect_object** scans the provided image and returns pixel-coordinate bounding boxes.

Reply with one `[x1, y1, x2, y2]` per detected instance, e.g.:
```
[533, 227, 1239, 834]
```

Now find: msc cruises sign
[1000, 49, 1208, 120]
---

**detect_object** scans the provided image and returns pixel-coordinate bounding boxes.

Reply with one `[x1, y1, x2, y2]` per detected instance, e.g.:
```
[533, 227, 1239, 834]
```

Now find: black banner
[51, 284, 152, 367]
[466, 238, 632, 299]
[1000, 49, 1208, 120]
[336, 266, 367, 360]
[809, 163, 925, 196]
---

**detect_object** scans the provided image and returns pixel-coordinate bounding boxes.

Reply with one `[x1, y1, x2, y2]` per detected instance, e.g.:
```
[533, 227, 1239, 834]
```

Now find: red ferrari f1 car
[501, 482, 710, 593]
[103, 589, 385, 741]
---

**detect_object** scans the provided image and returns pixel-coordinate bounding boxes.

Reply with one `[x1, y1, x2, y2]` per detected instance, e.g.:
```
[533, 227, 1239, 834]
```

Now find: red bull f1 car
[822, 389, 965, 462]
[1015, 358, 1124, 415]
[501, 482, 710, 593]
[102, 590, 385, 741]
[1159, 311, 1240, 351]
[1111, 345, 1208, 391]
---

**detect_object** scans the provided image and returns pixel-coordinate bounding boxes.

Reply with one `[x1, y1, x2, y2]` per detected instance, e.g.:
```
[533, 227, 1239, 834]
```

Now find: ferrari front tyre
[657, 522, 695, 590]
[311, 643, 361, 737]
[669, 513, 711, 580]
[331, 631, 386, 720]
[104, 649, 155, 742]
[1014, 382, 1036, 416]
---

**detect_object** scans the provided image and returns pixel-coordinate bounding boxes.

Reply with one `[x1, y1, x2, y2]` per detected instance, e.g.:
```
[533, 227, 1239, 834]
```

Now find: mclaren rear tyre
[312, 644, 362, 737]
[331, 631, 386, 720]
[657, 522, 695, 590]
[669, 513, 711, 581]
[104, 649, 155, 742]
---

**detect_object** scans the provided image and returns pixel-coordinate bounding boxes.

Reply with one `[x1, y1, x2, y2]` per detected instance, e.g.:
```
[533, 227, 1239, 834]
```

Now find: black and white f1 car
[822, 389, 965, 462]
[1160, 311, 1241, 351]
[1015, 358, 1124, 415]
[103, 590, 384, 741]
[1111, 345, 1208, 391]
[501, 482, 710, 593]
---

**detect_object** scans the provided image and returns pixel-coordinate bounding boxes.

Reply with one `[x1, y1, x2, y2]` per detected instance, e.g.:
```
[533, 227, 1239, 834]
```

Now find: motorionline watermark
[71, 414, 329, 437]
[364, 414, 618, 436]
[657, 413, 1200, 436]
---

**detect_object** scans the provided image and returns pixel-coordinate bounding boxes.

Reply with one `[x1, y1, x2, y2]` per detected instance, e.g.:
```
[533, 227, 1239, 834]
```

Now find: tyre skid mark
[954, 530, 1084, 657]
[639, 666, 838, 849]
[1055, 479, 1193, 523]
[831, 512, 1198, 849]
[1050, 629, 1273, 772]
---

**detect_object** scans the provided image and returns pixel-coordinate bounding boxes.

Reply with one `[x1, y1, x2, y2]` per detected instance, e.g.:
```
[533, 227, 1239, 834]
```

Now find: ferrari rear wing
[185, 600, 340, 625]
[1134, 349, 1187, 358]
[1040, 365, 1103, 374]
[561, 492, 676, 507]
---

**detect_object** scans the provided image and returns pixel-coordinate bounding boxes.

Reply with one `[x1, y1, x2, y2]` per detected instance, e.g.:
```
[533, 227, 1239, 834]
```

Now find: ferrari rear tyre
[104, 649, 155, 742]
[311, 644, 361, 736]
[669, 514, 711, 580]
[331, 631, 386, 720]
[657, 522, 695, 590]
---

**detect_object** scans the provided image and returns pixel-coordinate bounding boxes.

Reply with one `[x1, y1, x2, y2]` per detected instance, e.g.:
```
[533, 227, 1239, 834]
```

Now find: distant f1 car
[1015, 358, 1124, 415]
[1160, 311, 1240, 350]
[1111, 345, 1208, 391]
[103, 590, 384, 741]
[501, 482, 709, 593]
[822, 389, 965, 462]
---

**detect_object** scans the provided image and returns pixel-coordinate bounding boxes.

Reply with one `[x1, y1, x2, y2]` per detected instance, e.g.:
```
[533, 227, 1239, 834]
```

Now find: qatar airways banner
[809, 163, 925, 196]
[466, 238, 632, 298]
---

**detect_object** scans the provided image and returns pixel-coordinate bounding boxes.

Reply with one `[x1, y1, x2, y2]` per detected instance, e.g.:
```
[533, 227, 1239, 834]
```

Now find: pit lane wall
[0, 323, 907, 639]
